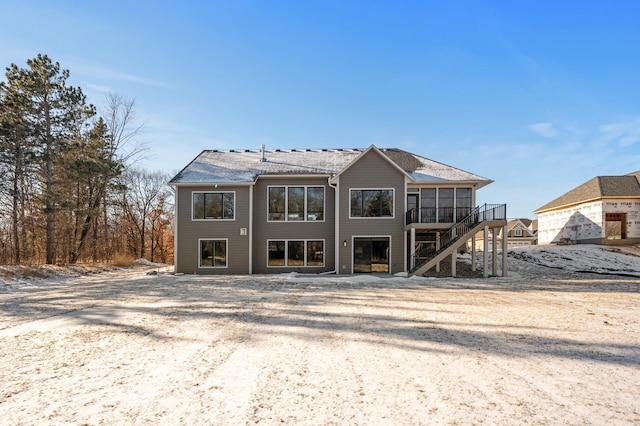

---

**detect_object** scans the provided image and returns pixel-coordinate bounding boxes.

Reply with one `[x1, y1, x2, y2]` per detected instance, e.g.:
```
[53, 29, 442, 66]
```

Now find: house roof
[328, 145, 415, 184]
[507, 218, 533, 229]
[534, 174, 640, 213]
[169, 146, 492, 186]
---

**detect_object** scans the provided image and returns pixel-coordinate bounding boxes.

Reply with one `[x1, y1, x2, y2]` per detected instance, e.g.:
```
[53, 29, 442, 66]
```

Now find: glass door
[407, 194, 419, 223]
[353, 237, 390, 273]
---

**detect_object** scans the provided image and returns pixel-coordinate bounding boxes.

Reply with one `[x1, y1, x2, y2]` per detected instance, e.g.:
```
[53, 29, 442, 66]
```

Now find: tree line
[0, 54, 173, 265]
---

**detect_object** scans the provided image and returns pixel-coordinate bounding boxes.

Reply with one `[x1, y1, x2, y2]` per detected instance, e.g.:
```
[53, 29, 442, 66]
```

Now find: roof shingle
[169, 146, 491, 185]
[534, 174, 640, 213]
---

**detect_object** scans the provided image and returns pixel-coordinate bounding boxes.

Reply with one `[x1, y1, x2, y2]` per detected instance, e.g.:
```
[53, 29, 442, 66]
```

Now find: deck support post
[502, 224, 508, 277]
[483, 226, 489, 278]
[451, 251, 456, 277]
[492, 227, 498, 276]
[410, 228, 416, 270]
[435, 231, 441, 273]
[471, 235, 476, 271]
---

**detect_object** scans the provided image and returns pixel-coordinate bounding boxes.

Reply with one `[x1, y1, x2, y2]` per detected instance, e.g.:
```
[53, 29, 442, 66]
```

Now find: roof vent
[260, 144, 266, 162]
[229, 149, 235, 153]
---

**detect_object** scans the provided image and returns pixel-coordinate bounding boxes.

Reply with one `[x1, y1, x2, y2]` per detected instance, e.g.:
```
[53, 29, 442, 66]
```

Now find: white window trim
[514, 228, 523, 237]
[192, 191, 236, 221]
[266, 239, 326, 268]
[266, 185, 326, 222]
[198, 238, 229, 268]
[349, 188, 395, 219]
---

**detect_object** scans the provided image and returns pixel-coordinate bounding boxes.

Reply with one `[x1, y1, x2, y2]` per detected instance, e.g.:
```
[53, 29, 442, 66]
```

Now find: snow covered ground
[507, 244, 640, 277]
[1, 245, 639, 424]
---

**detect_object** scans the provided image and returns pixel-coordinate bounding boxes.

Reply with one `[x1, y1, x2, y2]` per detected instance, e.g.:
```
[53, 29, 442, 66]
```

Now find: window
[420, 188, 437, 222]
[267, 240, 324, 267]
[417, 187, 472, 223]
[514, 229, 523, 237]
[350, 189, 394, 218]
[438, 188, 454, 222]
[306, 241, 324, 266]
[268, 187, 285, 220]
[456, 188, 472, 221]
[268, 186, 325, 221]
[268, 241, 285, 266]
[193, 192, 234, 220]
[288, 241, 304, 265]
[199, 239, 227, 268]
[288, 187, 304, 221]
[307, 187, 324, 221]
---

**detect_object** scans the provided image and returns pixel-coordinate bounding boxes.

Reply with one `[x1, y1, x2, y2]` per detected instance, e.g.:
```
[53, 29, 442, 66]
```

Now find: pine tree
[3, 54, 95, 264]
[0, 65, 38, 263]
[62, 118, 123, 263]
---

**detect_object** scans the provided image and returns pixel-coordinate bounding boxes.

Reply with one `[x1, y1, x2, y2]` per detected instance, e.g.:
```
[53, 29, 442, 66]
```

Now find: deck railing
[405, 207, 473, 225]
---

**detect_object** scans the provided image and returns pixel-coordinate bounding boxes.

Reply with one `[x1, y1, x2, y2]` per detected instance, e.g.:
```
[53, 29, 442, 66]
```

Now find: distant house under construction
[534, 172, 640, 245]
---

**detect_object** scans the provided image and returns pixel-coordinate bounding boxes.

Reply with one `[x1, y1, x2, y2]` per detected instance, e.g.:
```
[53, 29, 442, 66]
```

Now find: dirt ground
[1, 259, 639, 425]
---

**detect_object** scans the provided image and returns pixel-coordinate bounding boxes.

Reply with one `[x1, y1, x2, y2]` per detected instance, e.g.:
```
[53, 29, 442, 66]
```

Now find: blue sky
[2, 1, 639, 218]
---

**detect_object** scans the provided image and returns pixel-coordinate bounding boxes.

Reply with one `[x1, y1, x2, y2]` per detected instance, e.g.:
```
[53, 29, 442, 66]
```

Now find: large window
[268, 186, 325, 221]
[420, 188, 437, 222]
[288, 187, 305, 221]
[456, 188, 472, 221]
[199, 239, 227, 268]
[267, 240, 324, 267]
[193, 192, 235, 220]
[350, 189, 394, 218]
[416, 187, 471, 223]
[306, 187, 324, 221]
[438, 188, 454, 222]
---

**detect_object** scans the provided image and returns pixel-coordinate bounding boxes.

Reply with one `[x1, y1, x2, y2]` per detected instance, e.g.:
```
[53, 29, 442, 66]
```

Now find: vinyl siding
[252, 176, 336, 274]
[175, 185, 251, 274]
[336, 150, 407, 274]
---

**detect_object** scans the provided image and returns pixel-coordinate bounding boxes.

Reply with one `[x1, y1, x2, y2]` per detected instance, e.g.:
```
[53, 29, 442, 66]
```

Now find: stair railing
[409, 203, 506, 273]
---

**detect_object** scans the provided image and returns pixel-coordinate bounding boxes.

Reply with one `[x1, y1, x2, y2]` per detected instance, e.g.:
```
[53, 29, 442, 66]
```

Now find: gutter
[328, 175, 339, 275]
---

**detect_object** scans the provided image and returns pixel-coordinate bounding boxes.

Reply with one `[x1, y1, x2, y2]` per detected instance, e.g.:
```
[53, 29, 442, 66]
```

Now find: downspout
[171, 185, 178, 273]
[249, 182, 254, 274]
[325, 175, 339, 275]
[404, 178, 408, 272]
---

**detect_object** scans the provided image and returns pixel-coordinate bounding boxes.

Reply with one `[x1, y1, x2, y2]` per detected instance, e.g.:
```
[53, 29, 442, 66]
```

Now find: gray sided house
[169, 145, 508, 276]
[534, 171, 640, 245]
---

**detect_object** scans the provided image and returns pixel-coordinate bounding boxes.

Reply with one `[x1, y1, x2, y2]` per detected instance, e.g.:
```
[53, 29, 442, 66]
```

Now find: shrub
[112, 255, 135, 267]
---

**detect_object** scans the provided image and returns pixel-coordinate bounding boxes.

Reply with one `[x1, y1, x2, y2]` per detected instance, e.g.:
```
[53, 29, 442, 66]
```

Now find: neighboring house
[169, 145, 508, 276]
[470, 218, 537, 251]
[534, 171, 640, 245]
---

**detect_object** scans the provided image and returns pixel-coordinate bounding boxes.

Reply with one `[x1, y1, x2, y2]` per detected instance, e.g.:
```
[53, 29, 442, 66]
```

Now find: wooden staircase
[409, 204, 506, 277]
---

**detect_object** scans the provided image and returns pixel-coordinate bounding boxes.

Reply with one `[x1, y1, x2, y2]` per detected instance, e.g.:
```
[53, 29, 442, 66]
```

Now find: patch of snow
[507, 244, 640, 277]
[134, 258, 167, 268]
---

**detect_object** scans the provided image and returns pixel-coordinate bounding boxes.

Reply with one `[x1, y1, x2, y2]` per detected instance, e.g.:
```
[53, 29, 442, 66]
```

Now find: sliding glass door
[353, 237, 390, 273]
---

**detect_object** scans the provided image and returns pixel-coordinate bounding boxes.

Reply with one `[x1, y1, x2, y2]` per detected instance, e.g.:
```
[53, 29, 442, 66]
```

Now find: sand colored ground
[1, 255, 639, 425]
